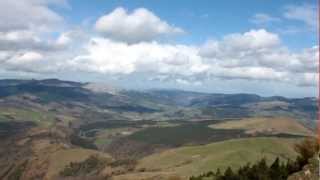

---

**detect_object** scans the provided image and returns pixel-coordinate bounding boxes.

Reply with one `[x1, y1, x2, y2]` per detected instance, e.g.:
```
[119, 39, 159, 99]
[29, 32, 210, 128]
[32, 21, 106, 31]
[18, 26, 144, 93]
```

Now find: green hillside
[132, 137, 300, 178]
[209, 117, 314, 136]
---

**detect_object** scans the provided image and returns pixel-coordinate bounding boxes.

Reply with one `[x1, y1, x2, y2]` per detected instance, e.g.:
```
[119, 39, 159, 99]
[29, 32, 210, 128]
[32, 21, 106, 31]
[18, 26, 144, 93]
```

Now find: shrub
[189, 138, 319, 180]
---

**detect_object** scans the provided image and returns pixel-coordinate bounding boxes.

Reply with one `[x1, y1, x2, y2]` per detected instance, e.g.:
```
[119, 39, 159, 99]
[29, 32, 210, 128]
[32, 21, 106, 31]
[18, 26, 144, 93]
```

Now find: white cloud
[199, 29, 282, 60]
[0, 30, 64, 51]
[56, 33, 71, 46]
[69, 37, 207, 76]
[200, 29, 281, 61]
[224, 29, 280, 50]
[208, 66, 289, 82]
[198, 29, 318, 86]
[0, 30, 39, 42]
[176, 78, 191, 85]
[298, 73, 317, 86]
[0, 0, 68, 53]
[284, 3, 317, 29]
[175, 79, 202, 86]
[9, 51, 43, 64]
[0, 0, 316, 91]
[66, 29, 317, 87]
[95, 7, 184, 43]
[0, 0, 71, 74]
[250, 13, 280, 24]
[56, 29, 88, 47]
[0, 0, 65, 32]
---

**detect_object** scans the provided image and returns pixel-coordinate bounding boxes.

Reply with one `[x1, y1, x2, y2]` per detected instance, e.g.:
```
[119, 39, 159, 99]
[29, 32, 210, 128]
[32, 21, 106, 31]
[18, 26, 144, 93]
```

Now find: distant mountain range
[0, 79, 316, 125]
[0, 79, 317, 180]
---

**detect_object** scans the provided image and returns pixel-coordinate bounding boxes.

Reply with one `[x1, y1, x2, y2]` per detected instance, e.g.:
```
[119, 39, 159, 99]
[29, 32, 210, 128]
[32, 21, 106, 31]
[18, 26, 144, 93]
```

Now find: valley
[0, 79, 317, 180]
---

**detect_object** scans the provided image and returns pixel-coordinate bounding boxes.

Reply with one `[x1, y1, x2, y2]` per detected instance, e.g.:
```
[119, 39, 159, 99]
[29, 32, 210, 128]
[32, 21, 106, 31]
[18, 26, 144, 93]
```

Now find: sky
[0, 0, 318, 97]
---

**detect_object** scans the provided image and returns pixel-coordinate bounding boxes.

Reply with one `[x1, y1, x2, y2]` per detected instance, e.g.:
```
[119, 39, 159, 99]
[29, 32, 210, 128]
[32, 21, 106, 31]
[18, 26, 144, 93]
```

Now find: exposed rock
[288, 155, 319, 180]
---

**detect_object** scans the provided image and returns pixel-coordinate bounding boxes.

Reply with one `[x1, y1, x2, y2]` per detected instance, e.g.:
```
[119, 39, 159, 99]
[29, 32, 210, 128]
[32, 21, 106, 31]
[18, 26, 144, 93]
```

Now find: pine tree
[215, 168, 222, 177]
[269, 157, 281, 180]
[238, 163, 250, 180]
[223, 167, 238, 180]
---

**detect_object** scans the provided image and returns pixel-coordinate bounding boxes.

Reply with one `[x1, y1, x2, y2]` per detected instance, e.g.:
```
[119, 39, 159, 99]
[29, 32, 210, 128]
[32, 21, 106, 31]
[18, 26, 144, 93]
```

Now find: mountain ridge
[0, 78, 316, 99]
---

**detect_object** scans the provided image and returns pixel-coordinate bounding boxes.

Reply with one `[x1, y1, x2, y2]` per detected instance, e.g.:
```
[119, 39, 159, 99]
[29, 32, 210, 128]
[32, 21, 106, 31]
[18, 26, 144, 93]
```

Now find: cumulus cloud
[200, 29, 281, 68]
[283, 3, 317, 29]
[66, 29, 317, 87]
[56, 29, 89, 47]
[0, 30, 67, 51]
[199, 29, 280, 59]
[0, 0, 65, 32]
[95, 7, 184, 43]
[0, 0, 69, 53]
[0, 1, 316, 90]
[224, 29, 280, 50]
[69, 37, 207, 76]
[0, 0, 71, 74]
[12, 51, 43, 63]
[56, 33, 72, 46]
[198, 29, 317, 86]
[0, 49, 63, 73]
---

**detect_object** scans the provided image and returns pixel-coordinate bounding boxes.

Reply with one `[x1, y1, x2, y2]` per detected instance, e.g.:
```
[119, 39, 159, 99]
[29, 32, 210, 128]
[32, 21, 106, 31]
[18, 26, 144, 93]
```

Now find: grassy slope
[94, 128, 136, 146]
[133, 137, 300, 178]
[46, 148, 112, 179]
[0, 107, 55, 127]
[209, 117, 313, 136]
[93, 121, 180, 146]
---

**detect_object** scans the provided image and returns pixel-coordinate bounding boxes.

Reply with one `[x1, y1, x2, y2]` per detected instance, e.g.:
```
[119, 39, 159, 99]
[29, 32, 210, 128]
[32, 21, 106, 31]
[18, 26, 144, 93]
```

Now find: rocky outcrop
[288, 155, 319, 180]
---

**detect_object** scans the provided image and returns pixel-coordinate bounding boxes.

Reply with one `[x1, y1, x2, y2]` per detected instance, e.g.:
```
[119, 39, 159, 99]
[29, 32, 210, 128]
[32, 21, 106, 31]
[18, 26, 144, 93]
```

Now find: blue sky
[58, 0, 317, 48]
[0, 0, 318, 97]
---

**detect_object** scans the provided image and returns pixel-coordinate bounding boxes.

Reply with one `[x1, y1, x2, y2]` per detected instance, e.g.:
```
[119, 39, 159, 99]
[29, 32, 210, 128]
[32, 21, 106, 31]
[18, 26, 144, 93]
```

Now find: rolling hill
[114, 137, 300, 180]
[0, 79, 316, 124]
[0, 79, 316, 180]
[209, 117, 314, 136]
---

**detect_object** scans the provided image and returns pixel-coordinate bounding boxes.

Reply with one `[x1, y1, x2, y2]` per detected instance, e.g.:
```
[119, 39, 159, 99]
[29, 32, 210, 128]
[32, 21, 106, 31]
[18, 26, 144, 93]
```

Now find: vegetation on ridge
[189, 138, 319, 180]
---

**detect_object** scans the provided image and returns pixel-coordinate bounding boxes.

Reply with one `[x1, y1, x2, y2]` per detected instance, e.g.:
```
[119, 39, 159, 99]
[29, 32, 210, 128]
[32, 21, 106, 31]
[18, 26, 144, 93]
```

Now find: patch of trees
[70, 134, 97, 150]
[0, 121, 35, 138]
[78, 120, 157, 132]
[60, 155, 107, 177]
[106, 138, 158, 160]
[190, 138, 319, 180]
[127, 123, 246, 146]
